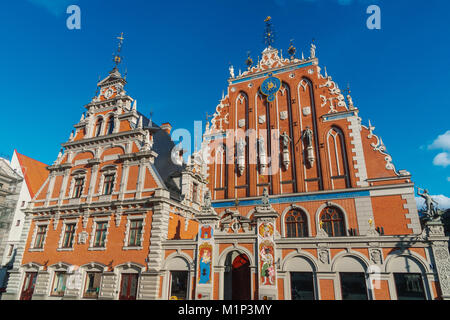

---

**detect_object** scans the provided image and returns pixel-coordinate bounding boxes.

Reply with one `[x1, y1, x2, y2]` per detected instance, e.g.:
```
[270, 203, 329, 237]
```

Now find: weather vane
[113, 32, 125, 68]
[264, 16, 275, 48]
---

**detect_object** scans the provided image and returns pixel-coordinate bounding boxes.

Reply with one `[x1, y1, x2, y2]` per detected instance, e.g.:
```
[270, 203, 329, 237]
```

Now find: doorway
[119, 273, 139, 300]
[224, 252, 251, 300]
[20, 272, 37, 300]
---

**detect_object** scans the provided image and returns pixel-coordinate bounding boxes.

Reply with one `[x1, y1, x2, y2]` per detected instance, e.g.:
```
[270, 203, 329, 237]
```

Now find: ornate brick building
[2, 24, 450, 300]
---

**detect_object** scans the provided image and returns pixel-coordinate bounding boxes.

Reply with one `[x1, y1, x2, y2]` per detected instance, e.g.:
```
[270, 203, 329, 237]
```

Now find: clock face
[260, 75, 281, 102]
[104, 88, 114, 99]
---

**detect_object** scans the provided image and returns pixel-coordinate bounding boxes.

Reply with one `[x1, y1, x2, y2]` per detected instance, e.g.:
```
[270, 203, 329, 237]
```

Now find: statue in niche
[280, 132, 291, 149]
[203, 189, 212, 209]
[258, 135, 267, 173]
[302, 127, 315, 168]
[280, 132, 291, 170]
[261, 187, 270, 207]
[236, 138, 246, 175]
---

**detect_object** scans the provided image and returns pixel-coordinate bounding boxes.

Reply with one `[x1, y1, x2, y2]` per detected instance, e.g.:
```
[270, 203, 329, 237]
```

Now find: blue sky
[1, 0, 449, 206]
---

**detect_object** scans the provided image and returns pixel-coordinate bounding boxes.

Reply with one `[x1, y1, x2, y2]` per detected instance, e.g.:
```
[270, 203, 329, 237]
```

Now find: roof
[14, 150, 49, 198]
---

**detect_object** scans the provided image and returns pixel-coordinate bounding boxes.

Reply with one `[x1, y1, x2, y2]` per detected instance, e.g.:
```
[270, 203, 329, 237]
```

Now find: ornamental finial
[264, 16, 275, 48]
[112, 32, 125, 69]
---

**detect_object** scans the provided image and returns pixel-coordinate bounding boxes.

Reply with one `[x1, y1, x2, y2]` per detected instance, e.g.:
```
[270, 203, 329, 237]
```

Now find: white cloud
[429, 130, 450, 151]
[26, 0, 75, 16]
[416, 194, 450, 210]
[433, 152, 450, 167]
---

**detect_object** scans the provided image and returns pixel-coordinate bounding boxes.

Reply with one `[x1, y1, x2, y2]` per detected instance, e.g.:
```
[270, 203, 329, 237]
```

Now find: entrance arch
[224, 251, 251, 300]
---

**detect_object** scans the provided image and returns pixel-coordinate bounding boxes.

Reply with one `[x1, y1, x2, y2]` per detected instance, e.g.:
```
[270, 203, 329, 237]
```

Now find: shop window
[170, 271, 189, 300]
[394, 273, 426, 300]
[339, 272, 368, 300]
[290, 272, 315, 300]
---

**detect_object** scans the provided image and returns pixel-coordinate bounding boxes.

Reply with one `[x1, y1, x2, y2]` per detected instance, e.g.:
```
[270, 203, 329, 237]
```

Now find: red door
[232, 254, 251, 300]
[119, 274, 139, 300]
[20, 272, 37, 300]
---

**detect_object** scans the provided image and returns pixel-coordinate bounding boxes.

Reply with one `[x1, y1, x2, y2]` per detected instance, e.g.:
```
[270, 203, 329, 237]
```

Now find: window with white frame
[61, 223, 76, 248]
[34, 225, 47, 249]
[51, 271, 68, 297]
[93, 221, 108, 248]
[73, 177, 85, 198]
[128, 219, 143, 247]
[83, 272, 102, 299]
[103, 173, 115, 195]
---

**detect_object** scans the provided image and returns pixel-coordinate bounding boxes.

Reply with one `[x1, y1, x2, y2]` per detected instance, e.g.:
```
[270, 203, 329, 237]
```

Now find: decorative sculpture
[229, 65, 235, 78]
[258, 135, 267, 174]
[261, 187, 270, 207]
[280, 132, 291, 170]
[302, 127, 315, 167]
[236, 138, 246, 175]
[310, 41, 316, 59]
[417, 187, 442, 221]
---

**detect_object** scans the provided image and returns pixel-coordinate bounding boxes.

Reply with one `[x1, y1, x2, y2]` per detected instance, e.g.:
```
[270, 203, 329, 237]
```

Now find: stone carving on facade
[318, 249, 329, 264]
[301, 127, 315, 168]
[236, 138, 246, 176]
[238, 119, 245, 128]
[78, 231, 89, 244]
[229, 65, 235, 78]
[369, 248, 383, 265]
[279, 111, 288, 120]
[258, 135, 267, 174]
[258, 115, 266, 124]
[280, 132, 291, 170]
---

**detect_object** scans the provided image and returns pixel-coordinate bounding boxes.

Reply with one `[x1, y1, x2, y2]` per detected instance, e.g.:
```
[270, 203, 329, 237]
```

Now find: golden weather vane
[113, 32, 125, 68]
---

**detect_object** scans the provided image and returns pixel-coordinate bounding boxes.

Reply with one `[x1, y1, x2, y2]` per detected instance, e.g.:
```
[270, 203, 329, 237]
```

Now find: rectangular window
[394, 273, 426, 300]
[103, 174, 115, 195]
[192, 183, 198, 202]
[73, 178, 84, 198]
[93, 222, 108, 248]
[8, 244, 14, 256]
[83, 272, 102, 299]
[170, 271, 188, 300]
[51, 272, 68, 297]
[34, 225, 47, 249]
[62, 224, 76, 248]
[340, 272, 368, 300]
[290, 272, 315, 300]
[128, 219, 143, 247]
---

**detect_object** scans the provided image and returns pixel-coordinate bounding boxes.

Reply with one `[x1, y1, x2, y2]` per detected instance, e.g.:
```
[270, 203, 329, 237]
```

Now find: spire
[264, 16, 275, 48]
[112, 32, 125, 70]
[287, 39, 296, 59]
[132, 99, 137, 111]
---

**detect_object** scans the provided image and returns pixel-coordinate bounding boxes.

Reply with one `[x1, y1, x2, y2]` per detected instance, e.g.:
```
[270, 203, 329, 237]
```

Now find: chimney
[161, 122, 172, 135]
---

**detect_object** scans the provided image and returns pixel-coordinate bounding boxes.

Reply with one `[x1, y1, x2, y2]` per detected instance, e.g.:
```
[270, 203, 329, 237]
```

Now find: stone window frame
[69, 169, 87, 199]
[122, 214, 146, 250]
[79, 263, 107, 299]
[97, 165, 118, 196]
[48, 262, 71, 298]
[29, 220, 50, 252]
[314, 202, 350, 237]
[88, 217, 111, 251]
[57, 219, 79, 252]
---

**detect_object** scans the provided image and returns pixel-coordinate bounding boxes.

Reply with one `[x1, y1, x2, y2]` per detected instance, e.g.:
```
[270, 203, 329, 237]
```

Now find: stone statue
[280, 132, 291, 149]
[417, 187, 440, 220]
[258, 135, 266, 156]
[310, 42, 316, 59]
[229, 65, 235, 78]
[302, 127, 313, 147]
[203, 189, 211, 209]
[262, 187, 270, 206]
[237, 138, 246, 154]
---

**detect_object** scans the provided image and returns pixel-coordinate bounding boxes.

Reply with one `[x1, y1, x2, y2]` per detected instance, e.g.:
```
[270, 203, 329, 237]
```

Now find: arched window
[95, 118, 103, 137]
[106, 116, 115, 135]
[285, 210, 308, 238]
[320, 206, 345, 237]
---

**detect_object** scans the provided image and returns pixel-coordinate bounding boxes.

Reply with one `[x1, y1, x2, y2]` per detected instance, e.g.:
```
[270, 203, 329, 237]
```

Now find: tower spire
[112, 32, 125, 70]
[264, 16, 275, 48]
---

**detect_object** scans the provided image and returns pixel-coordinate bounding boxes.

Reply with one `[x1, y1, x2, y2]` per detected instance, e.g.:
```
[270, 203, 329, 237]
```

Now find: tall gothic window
[106, 116, 115, 135]
[95, 118, 103, 137]
[327, 127, 350, 189]
[285, 210, 308, 238]
[320, 206, 346, 237]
